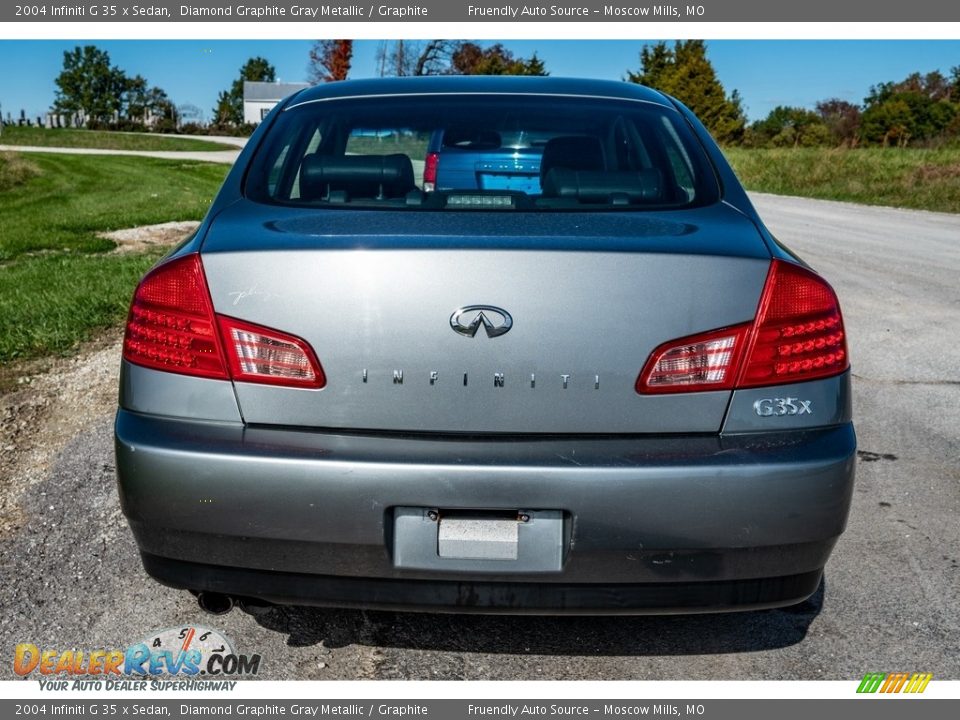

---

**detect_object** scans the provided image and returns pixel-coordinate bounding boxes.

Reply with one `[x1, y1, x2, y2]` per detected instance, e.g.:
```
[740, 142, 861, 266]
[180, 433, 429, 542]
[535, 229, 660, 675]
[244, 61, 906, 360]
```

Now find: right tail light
[637, 260, 848, 393]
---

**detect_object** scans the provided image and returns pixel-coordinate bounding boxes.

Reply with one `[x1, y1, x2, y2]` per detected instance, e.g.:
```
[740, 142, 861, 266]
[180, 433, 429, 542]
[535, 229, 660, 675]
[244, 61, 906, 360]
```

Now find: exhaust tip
[196, 591, 234, 615]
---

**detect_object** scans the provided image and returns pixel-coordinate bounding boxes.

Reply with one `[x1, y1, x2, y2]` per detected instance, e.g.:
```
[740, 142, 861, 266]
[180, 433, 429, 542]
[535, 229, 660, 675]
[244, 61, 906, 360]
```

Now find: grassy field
[0, 153, 226, 261]
[725, 147, 960, 214]
[0, 126, 234, 151]
[0, 152, 227, 364]
[347, 134, 429, 159]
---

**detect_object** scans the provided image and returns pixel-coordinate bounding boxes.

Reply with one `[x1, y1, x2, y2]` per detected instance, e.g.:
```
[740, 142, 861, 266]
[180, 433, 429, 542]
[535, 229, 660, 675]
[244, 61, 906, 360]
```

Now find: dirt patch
[98, 220, 200, 254]
[0, 329, 123, 539]
[0, 151, 41, 191]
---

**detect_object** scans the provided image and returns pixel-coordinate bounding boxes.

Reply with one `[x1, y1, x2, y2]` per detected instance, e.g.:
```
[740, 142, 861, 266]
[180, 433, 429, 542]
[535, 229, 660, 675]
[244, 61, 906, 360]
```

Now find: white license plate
[438, 516, 519, 560]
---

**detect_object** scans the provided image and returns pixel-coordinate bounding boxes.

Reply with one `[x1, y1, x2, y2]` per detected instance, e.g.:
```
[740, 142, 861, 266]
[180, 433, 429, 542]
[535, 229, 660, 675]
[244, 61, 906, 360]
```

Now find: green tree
[52, 45, 127, 123]
[632, 42, 673, 89]
[862, 80, 958, 146]
[950, 66, 960, 102]
[143, 86, 178, 131]
[749, 106, 831, 148]
[451, 43, 549, 76]
[626, 40, 745, 144]
[861, 97, 915, 146]
[212, 91, 234, 127]
[122, 74, 149, 121]
[215, 56, 277, 126]
[523, 53, 548, 76]
[868, 71, 952, 103]
[116, 75, 174, 127]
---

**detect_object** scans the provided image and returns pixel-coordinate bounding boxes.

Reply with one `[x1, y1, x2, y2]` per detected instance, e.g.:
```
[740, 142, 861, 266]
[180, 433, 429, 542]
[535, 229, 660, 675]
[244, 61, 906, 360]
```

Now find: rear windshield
[245, 94, 720, 212]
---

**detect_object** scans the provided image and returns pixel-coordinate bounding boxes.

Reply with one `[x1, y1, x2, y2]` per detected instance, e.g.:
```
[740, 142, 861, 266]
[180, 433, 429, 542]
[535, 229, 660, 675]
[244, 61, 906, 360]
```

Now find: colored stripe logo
[857, 672, 933, 694]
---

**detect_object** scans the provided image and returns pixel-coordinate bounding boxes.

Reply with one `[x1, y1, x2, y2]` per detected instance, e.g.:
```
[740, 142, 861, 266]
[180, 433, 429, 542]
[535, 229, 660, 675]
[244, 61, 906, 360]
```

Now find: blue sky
[1, 40, 958, 123]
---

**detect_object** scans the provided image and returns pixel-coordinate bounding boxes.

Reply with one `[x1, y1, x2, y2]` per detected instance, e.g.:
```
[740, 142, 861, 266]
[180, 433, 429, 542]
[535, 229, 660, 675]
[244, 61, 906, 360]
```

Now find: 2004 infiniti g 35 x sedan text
[115, 77, 855, 615]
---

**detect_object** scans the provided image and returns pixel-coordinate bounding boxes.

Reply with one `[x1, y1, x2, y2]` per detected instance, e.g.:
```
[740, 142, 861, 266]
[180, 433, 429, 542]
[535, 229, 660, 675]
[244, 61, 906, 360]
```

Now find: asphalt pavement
[0, 193, 957, 681]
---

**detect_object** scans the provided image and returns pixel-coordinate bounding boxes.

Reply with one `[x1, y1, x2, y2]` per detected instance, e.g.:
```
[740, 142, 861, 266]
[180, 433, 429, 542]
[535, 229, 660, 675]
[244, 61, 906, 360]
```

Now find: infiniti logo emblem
[450, 305, 513, 338]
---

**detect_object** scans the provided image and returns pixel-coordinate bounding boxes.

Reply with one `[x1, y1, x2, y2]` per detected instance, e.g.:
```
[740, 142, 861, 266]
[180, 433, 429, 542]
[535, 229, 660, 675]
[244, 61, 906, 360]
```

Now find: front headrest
[539, 136, 606, 183]
[541, 169, 664, 204]
[300, 154, 415, 200]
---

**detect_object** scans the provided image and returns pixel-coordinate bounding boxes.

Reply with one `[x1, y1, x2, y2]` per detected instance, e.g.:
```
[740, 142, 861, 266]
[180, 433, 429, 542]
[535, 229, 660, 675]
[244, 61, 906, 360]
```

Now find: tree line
[744, 71, 960, 148]
[48, 41, 548, 133]
[624, 40, 960, 148]
[47, 40, 960, 148]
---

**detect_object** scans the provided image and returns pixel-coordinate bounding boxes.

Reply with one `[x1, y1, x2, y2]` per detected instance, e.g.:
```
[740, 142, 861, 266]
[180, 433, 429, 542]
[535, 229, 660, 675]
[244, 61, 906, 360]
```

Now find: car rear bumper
[115, 409, 855, 613]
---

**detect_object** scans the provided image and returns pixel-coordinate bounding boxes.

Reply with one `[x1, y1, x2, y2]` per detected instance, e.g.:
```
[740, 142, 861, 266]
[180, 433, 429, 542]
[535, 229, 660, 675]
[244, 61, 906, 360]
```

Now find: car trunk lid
[200, 201, 770, 434]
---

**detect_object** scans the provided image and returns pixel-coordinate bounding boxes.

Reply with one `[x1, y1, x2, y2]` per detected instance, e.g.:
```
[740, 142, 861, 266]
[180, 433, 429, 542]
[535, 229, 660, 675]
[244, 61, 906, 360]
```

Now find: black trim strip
[141, 553, 822, 615]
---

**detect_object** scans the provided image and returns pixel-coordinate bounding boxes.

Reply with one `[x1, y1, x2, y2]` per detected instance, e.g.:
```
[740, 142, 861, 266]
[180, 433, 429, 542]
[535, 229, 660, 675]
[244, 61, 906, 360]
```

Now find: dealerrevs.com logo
[857, 672, 933, 694]
[14, 626, 261, 687]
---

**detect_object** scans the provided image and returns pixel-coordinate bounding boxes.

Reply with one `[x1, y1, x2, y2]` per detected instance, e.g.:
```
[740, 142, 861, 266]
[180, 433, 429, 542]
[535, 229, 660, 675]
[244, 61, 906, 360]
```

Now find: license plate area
[392, 507, 564, 572]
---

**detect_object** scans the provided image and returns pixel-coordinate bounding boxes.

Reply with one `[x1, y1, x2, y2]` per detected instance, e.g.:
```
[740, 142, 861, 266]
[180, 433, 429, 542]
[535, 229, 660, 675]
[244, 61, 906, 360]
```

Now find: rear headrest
[300, 154, 415, 200]
[541, 169, 664, 204]
[539, 136, 605, 183]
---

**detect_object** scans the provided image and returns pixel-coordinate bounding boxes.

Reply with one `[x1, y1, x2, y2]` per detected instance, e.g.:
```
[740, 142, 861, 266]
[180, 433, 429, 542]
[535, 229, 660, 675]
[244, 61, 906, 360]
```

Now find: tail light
[218, 316, 324, 388]
[638, 324, 750, 393]
[123, 254, 325, 389]
[637, 260, 848, 393]
[423, 152, 439, 192]
[123, 254, 228, 379]
[738, 259, 847, 387]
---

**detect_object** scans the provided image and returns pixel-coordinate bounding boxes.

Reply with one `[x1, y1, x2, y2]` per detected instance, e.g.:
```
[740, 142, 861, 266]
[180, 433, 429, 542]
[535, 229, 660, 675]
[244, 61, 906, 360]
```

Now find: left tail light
[123, 254, 228, 379]
[123, 254, 325, 388]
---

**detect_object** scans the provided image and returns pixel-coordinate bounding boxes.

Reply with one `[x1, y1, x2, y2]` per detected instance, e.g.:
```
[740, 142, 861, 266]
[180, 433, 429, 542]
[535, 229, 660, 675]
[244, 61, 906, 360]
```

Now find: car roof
[284, 76, 674, 110]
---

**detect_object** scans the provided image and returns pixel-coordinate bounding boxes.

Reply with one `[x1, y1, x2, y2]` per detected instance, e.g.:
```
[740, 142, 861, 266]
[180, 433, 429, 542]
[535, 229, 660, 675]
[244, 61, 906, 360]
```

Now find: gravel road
[1, 193, 957, 681]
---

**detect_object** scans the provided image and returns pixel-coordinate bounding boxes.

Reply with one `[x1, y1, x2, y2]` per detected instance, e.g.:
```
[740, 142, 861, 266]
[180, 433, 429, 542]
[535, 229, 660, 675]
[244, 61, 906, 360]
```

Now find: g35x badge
[754, 397, 813, 417]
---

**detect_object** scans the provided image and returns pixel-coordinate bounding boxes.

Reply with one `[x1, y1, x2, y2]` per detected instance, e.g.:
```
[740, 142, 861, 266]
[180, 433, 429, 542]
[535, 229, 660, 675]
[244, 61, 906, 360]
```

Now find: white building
[243, 81, 311, 124]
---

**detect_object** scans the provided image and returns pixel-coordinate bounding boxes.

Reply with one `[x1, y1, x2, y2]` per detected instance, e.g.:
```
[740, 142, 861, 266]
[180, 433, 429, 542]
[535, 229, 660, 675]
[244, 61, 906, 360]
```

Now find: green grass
[724, 147, 960, 214]
[0, 153, 227, 261]
[0, 126, 235, 151]
[0, 252, 163, 362]
[0, 152, 227, 364]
